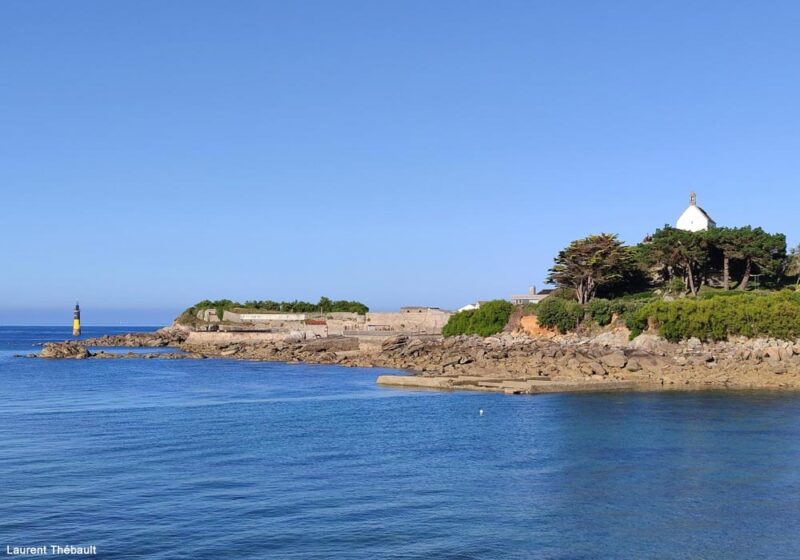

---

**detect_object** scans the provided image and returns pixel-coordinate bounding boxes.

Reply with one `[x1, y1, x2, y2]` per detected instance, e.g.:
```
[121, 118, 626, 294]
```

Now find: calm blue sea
[2, 327, 800, 559]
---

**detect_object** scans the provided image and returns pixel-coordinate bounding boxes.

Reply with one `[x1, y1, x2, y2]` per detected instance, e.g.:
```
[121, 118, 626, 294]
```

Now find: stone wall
[184, 331, 288, 346]
[204, 308, 450, 335]
[365, 309, 451, 334]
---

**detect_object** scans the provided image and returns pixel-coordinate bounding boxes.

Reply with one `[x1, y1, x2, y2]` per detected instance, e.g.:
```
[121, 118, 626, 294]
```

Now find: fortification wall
[365, 309, 451, 333]
[203, 309, 449, 335]
[184, 324, 328, 346]
[184, 331, 287, 345]
[224, 311, 309, 322]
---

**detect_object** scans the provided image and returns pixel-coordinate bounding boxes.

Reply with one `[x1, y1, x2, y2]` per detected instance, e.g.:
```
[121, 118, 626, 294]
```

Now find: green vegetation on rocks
[548, 225, 789, 304]
[532, 297, 584, 334]
[585, 298, 613, 326]
[626, 290, 800, 342]
[178, 297, 369, 325]
[534, 218, 796, 341]
[442, 300, 514, 337]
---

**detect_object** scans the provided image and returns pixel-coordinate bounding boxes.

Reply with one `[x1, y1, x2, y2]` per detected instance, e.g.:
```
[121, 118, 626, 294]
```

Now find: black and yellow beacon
[72, 302, 81, 337]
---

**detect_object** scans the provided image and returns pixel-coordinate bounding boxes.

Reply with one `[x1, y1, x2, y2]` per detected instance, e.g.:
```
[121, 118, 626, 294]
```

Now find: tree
[547, 234, 633, 305]
[317, 297, 333, 312]
[704, 227, 740, 290]
[642, 226, 708, 296]
[734, 227, 786, 290]
[787, 244, 800, 285]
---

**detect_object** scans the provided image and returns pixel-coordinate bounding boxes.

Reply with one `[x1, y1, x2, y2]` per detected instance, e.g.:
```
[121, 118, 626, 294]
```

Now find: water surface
[2, 327, 800, 559]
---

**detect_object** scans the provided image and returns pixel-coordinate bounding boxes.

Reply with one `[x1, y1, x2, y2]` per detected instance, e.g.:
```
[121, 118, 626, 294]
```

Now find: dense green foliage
[538, 220, 793, 339]
[179, 297, 369, 324]
[549, 223, 789, 303]
[237, 297, 369, 314]
[626, 290, 800, 342]
[533, 297, 584, 334]
[642, 226, 709, 296]
[586, 298, 613, 326]
[546, 234, 636, 304]
[787, 244, 800, 284]
[442, 300, 514, 337]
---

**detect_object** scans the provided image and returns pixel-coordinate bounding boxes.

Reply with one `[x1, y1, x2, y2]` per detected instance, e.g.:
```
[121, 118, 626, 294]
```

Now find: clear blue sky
[2, 1, 799, 325]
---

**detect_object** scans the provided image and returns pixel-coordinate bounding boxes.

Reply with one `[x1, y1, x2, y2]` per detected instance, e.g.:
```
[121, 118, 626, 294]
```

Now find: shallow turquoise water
[2, 327, 800, 559]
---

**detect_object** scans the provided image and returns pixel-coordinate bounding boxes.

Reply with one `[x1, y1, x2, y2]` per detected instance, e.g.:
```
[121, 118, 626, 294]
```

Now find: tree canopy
[546, 234, 634, 304]
[642, 226, 709, 296]
[188, 297, 370, 319]
[547, 224, 789, 303]
[788, 244, 800, 284]
[731, 226, 786, 290]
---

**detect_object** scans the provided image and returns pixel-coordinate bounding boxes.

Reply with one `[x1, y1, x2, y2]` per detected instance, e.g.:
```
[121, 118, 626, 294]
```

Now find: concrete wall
[223, 310, 364, 324]
[204, 308, 449, 335]
[185, 331, 287, 346]
[196, 309, 220, 322]
[365, 309, 451, 334]
[185, 325, 328, 346]
[224, 311, 309, 322]
[327, 317, 367, 335]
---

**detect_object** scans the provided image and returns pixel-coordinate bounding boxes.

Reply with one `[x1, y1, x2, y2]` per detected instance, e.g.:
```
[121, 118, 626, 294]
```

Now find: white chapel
[676, 192, 716, 232]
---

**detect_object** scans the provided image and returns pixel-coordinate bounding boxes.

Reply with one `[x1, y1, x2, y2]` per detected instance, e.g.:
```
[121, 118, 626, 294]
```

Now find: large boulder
[302, 336, 359, 353]
[591, 330, 630, 348]
[381, 335, 409, 352]
[600, 350, 628, 369]
[686, 337, 703, 351]
[629, 334, 670, 354]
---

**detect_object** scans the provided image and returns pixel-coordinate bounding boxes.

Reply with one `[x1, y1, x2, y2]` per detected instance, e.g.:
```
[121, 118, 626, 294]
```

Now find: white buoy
[479, 409, 484, 416]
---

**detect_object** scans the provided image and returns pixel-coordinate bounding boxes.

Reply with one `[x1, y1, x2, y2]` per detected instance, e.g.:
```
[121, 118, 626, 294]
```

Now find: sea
[2, 326, 800, 559]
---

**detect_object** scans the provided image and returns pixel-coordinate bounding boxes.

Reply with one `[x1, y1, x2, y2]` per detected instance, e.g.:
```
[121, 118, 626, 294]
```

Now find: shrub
[441, 310, 475, 337]
[629, 290, 800, 342]
[534, 297, 584, 334]
[442, 300, 514, 337]
[586, 298, 612, 326]
[666, 277, 686, 295]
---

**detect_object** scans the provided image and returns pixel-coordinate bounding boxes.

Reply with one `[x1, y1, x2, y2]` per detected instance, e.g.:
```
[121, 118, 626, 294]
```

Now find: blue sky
[2, 1, 799, 325]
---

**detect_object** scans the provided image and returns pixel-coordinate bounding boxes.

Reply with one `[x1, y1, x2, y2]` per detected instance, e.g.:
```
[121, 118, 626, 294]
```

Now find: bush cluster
[626, 290, 800, 341]
[586, 298, 612, 326]
[529, 291, 655, 334]
[533, 297, 584, 334]
[442, 300, 514, 337]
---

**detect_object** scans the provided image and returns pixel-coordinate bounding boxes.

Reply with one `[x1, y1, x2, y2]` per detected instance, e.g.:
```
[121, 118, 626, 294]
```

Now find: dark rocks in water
[81, 330, 186, 348]
[39, 342, 92, 359]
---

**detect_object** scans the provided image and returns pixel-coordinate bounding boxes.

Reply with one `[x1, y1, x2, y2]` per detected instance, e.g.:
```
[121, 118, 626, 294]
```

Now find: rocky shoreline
[31, 325, 800, 395]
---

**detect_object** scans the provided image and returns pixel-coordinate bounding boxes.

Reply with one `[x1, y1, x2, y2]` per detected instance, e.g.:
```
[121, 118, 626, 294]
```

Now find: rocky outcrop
[33, 325, 800, 394]
[77, 325, 189, 348]
[39, 342, 92, 359]
[175, 330, 800, 391]
[36, 343, 205, 360]
[90, 350, 207, 360]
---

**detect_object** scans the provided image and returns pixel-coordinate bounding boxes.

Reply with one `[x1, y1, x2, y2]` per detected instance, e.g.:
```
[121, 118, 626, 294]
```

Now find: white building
[676, 192, 716, 232]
